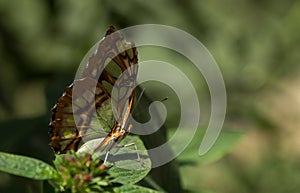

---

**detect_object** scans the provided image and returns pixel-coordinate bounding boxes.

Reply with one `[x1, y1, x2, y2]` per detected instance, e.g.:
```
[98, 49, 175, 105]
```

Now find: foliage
[1, 0, 299, 193]
[0, 152, 56, 180]
[0, 129, 243, 193]
[52, 152, 112, 193]
[0, 149, 161, 193]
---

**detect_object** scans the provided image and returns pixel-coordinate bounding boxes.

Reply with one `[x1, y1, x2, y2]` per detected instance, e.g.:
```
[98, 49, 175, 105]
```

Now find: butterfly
[49, 26, 138, 160]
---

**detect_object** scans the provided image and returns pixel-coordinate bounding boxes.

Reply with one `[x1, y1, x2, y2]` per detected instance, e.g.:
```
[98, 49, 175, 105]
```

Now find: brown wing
[49, 26, 138, 154]
[81, 26, 138, 126]
[49, 78, 110, 153]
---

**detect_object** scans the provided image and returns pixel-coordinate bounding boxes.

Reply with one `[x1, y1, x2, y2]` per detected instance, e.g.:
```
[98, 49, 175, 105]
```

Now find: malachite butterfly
[49, 26, 138, 158]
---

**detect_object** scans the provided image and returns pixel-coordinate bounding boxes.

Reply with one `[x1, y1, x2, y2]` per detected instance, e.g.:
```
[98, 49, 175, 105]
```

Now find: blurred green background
[0, 0, 300, 193]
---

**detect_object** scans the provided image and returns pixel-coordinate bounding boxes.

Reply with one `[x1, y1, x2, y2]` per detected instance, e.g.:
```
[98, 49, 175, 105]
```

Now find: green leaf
[109, 165, 150, 185]
[108, 136, 151, 185]
[0, 152, 57, 180]
[74, 135, 151, 185]
[169, 128, 245, 165]
[114, 184, 163, 193]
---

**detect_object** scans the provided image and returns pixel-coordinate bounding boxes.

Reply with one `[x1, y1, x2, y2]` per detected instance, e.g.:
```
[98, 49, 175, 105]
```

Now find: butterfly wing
[82, 26, 139, 152]
[49, 26, 138, 154]
[49, 78, 111, 153]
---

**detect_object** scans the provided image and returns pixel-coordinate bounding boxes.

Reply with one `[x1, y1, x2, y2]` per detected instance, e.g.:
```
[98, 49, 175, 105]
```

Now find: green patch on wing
[80, 99, 114, 144]
[96, 99, 115, 132]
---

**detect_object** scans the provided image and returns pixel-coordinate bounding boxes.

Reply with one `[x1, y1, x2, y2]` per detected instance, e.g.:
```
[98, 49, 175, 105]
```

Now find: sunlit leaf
[0, 152, 56, 180]
[114, 184, 163, 193]
[109, 136, 151, 185]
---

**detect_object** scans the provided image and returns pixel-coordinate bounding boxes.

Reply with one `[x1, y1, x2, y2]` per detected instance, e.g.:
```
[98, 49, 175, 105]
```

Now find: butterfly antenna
[133, 91, 169, 118]
[160, 97, 169, 102]
[133, 87, 145, 112]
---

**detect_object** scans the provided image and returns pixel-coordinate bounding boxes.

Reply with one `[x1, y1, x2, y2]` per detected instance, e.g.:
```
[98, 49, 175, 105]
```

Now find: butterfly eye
[121, 129, 126, 135]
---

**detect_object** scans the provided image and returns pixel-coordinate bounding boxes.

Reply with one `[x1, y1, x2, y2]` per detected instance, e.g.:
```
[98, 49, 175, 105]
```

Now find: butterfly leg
[103, 151, 110, 164]
[118, 142, 149, 169]
[122, 142, 141, 161]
